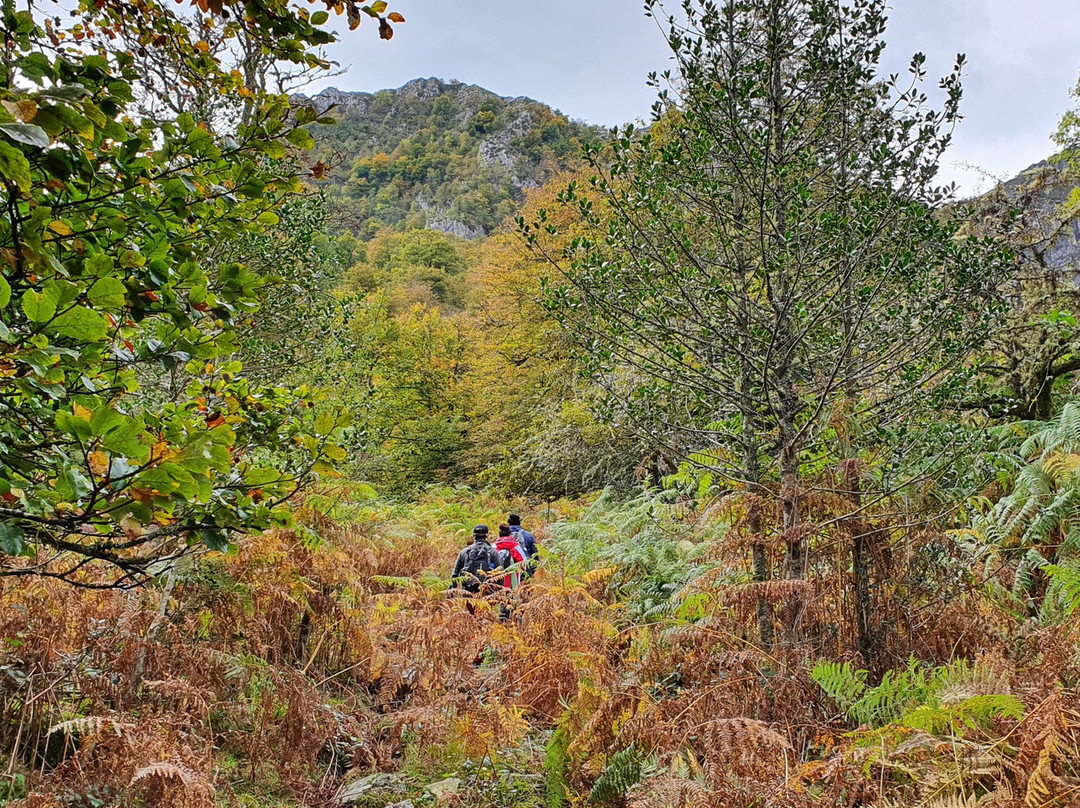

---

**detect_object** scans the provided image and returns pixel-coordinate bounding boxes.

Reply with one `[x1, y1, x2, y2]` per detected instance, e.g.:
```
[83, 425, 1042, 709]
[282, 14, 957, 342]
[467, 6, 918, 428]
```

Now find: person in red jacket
[494, 523, 526, 590]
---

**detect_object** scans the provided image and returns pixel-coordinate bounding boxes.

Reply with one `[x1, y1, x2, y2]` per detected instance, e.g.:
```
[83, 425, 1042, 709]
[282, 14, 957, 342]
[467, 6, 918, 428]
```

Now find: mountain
[299, 78, 602, 240]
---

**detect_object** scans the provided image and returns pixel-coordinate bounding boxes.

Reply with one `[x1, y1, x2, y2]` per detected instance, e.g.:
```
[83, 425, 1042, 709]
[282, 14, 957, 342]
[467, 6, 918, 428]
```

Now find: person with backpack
[452, 524, 499, 594]
[494, 524, 526, 590]
[508, 513, 538, 575]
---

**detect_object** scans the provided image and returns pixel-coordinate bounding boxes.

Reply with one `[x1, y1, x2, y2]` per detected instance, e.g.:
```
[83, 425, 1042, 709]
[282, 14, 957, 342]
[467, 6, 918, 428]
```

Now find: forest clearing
[1, 0, 1080, 805]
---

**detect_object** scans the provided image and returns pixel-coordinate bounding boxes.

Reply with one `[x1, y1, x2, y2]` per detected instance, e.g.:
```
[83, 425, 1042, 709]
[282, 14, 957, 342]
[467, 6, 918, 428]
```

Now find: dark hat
[473, 524, 489, 536]
[508, 513, 521, 526]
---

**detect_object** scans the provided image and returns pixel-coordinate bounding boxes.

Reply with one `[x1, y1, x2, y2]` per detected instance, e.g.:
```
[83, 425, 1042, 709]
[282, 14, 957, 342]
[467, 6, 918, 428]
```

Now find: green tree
[0, 0, 387, 584]
[526, 0, 1005, 649]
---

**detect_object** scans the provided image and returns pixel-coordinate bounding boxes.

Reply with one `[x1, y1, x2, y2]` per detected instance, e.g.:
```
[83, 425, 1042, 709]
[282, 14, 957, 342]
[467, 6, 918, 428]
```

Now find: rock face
[970, 160, 1080, 278]
[299, 77, 601, 239]
[997, 161, 1080, 272]
[426, 217, 486, 241]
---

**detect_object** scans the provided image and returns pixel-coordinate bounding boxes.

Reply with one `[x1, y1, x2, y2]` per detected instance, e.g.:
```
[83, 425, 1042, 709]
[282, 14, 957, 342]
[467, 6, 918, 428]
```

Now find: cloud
[316, 0, 1080, 193]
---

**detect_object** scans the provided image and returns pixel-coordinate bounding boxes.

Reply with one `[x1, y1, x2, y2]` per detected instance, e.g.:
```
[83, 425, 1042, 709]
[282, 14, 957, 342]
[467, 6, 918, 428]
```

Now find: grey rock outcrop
[477, 109, 539, 188]
[979, 160, 1080, 274]
[336, 773, 406, 805]
[426, 217, 485, 241]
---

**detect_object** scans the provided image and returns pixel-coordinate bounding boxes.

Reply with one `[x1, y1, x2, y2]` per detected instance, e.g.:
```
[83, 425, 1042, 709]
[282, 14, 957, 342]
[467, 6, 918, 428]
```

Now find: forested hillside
[301, 79, 599, 239]
[2, 1, 1080, 807]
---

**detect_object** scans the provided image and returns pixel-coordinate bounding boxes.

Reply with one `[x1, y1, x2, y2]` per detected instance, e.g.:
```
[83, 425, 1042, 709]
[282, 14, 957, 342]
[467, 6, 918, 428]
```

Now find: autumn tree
[526, 0, 1005, 651]
[464, 178, 646, 497]
[0, 0, 401, 584]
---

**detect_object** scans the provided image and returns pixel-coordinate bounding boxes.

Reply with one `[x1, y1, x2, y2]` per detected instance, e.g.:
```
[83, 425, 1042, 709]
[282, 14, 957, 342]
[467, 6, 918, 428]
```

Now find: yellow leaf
[48, 220, 72, 236]
[195, 40, 210, 52]
[17, 100, 37, 122]
[88, 451, 109, 477]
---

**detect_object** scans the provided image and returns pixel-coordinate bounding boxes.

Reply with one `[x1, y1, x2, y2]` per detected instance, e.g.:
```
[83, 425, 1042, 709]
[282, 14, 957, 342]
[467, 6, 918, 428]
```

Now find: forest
[0, 0, 1078, 807]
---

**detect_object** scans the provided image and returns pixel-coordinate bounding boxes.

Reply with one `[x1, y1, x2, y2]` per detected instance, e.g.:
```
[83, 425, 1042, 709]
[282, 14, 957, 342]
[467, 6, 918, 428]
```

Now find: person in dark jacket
[452, 524, 499, 593]
[508, 514, 538, 577]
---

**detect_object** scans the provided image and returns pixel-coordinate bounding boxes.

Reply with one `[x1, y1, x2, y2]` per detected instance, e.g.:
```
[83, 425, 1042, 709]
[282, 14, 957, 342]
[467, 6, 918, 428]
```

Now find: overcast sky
[314, 1, 1080, 195]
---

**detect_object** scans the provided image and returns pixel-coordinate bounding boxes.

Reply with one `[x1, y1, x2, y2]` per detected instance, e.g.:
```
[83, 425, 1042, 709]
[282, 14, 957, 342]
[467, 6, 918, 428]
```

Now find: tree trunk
[843, 460, 873, 669]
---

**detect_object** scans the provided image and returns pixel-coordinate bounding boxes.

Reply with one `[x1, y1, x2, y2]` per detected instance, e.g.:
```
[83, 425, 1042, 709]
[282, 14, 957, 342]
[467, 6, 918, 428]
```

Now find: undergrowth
[0, 484, 1077, 807]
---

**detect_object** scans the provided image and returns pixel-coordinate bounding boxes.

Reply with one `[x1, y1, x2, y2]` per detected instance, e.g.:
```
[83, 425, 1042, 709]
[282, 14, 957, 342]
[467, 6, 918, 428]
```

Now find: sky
[314, 0, 1080, 195]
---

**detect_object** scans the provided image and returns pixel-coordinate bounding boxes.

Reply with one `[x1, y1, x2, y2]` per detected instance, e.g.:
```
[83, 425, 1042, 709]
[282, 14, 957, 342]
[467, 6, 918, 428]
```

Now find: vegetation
[307, 79, 599, 239]
[2, 0, 1080, 806]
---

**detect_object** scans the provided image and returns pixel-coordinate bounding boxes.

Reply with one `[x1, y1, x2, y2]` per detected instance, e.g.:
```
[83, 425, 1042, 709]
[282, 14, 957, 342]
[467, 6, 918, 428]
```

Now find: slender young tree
[524, 0, 1005, 651]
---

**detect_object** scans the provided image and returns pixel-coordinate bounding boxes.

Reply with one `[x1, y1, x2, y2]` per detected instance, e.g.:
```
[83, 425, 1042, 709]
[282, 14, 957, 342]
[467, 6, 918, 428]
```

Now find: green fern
[811, 661, 868, 713]
[813, 658, 1023, 735]
[544, 725, 572, 808]
[902, 694, 1025, 735]
[1044, 562, 1080, 618]
[587, 745, 655, 805]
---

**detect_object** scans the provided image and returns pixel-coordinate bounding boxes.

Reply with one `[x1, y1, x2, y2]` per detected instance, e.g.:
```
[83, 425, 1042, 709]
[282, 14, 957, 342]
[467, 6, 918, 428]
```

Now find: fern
[588, 745, 655, 805]
[48, 716, 131, 737]
[130, 761, 197, 785]
[902, 694, 1025, 735]
[1044, 562, 1080, 618]
[811, 661, 868, 713]
[545, 725, 572, 808]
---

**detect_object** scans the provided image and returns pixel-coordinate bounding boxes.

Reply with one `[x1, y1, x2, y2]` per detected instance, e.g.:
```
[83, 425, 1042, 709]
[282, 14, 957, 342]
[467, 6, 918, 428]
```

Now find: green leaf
[0, 523, 25, 556]
[0, 274, 9, 309]
[0, 123, 49, 148]
[56, 409, 93, 440]
[370, 1, 388, 13]
[52, 306, 109, 341]
[55, 467, 92, 502]
[21, 284, 60, 322]
[286, 127, 314, 149]
[198, 529, 230, 553]
[314, 410, 335, 436]
[311, 10, 329, 25]
[0, 140, 31, 192]
[256, 139, 287, 159]
[88, 277, 126, 308]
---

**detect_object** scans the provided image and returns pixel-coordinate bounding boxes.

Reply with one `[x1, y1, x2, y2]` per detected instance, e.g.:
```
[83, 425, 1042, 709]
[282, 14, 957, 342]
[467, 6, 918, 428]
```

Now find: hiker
[452, 524, 499, 593]
[494, 524, 526, 590]
[507, 513, 538, 575]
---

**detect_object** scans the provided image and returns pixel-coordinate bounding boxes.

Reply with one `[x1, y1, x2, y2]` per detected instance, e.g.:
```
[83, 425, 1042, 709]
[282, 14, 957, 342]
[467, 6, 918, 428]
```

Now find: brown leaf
[346, 3, 361, 29]
[387, 11, 404, 22]
[379, 18, 393, 39]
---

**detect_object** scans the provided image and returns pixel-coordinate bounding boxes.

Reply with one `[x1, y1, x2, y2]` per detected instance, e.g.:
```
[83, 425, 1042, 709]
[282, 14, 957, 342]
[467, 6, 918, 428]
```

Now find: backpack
[497, 548, 514, 570]
[457, 542, 496, 592]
